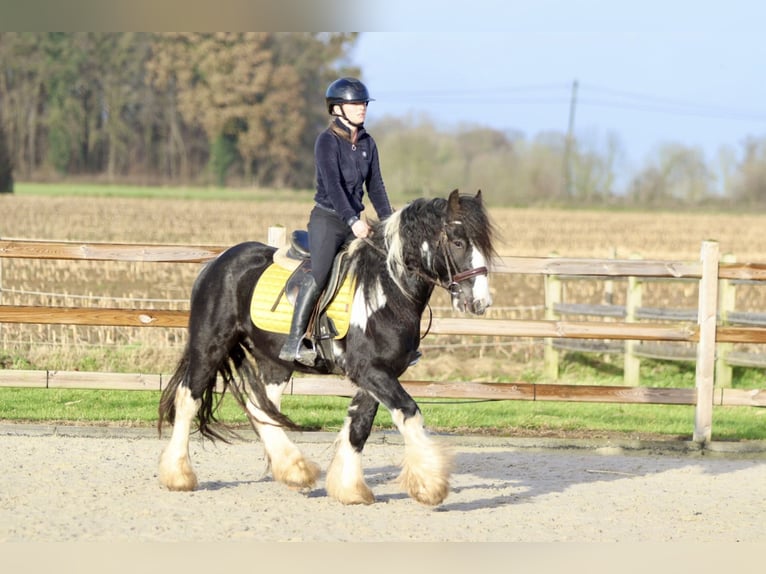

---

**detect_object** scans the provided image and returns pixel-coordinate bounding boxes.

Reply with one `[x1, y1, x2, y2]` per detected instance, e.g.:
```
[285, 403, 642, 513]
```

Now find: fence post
[543, 256, 561, 380]
[715, 253, 736, 389]
[693, 240, 720, 444]
[623, 254, 643, 387]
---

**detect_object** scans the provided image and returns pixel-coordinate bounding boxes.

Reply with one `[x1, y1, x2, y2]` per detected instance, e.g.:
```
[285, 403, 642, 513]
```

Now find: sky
[349, 1, 766, 178]
[2, 0, 765, 183]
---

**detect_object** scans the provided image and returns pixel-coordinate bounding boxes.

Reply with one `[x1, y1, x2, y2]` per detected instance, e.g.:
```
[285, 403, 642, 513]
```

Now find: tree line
[1, 32, 765, 207]
[0, 32, 357, 190]
[373, 117, 766, 209]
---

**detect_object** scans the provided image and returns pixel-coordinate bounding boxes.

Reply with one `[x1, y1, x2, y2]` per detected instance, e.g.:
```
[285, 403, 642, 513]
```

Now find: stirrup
[278, 344, 298, 363]
[295, 343, 318, 367]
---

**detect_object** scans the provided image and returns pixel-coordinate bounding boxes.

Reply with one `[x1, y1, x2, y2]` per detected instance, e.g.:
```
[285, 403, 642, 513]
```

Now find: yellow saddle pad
[250, 263, 356, 337]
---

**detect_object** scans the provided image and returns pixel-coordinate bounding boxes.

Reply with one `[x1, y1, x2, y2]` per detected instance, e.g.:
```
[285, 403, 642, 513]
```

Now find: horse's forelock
[455, 195, 496, 262]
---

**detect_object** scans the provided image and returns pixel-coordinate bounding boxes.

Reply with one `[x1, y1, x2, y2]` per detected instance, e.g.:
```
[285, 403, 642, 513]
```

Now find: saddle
[250, 231, 354, 373]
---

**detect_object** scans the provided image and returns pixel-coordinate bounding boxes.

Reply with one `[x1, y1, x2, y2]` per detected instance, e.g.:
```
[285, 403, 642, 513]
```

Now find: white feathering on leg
[390, 409, 452, 506]
[158, 385, 200, 491]
[326, 418, 375, 505]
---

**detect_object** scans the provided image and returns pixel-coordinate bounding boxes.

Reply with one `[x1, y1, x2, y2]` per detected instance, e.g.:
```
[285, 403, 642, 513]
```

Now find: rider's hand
[351, 218, 371, 239]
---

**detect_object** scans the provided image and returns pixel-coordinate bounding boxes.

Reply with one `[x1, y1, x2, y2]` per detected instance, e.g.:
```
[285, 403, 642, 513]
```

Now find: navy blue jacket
[313, 118, 393, 226]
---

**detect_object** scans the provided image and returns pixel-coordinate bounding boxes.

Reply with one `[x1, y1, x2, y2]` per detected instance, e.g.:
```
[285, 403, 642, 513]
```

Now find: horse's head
[377, 188, 496, 315]
[438, 189, 495, 315]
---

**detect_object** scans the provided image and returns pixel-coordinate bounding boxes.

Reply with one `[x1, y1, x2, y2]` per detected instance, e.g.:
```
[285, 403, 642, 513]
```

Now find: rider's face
[340, 102, 367, 125]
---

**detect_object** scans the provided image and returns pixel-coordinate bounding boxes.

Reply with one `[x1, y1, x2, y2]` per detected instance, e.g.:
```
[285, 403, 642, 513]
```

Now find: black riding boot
[278, 275, 321, 366]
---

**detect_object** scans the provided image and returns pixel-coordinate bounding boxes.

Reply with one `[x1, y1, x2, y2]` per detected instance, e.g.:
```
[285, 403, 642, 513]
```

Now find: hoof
[398, 465, 450, 506]
[398, 442, 453, 506]
[330, 485, 375, 505]
[159, 451, 198, 492]
[326, 428, 375, 505]
[272, 454, 321, 492]
[326, 457, 375, 505]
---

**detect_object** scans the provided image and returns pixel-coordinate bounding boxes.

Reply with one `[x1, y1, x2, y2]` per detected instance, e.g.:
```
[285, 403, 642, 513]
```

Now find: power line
[579, 83, 766, 121]
[578, 97, 766, 122]
[374, 82, 572, 98]
[374, 81, 766, 122]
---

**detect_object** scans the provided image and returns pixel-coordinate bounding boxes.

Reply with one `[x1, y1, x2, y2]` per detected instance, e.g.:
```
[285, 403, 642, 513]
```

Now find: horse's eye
[451, 239, 465, 249]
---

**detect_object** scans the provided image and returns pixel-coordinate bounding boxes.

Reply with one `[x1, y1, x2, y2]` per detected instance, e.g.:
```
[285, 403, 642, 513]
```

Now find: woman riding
[278, 77, 394, 365]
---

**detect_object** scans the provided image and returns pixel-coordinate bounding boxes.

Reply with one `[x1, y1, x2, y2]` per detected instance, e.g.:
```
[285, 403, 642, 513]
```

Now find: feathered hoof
[398, 466, 450, 506]
[397, 442, 453, 506]
[326, 460, 375, 505]
[328, 481, 375, 505]
[159, 451, 198, 492]
[272, 455, 321, 492]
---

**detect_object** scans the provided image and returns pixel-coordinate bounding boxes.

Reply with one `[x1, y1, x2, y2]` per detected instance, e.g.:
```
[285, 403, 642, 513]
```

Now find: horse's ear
[448, 189, 461, 218]
[475, 189, 482, 204]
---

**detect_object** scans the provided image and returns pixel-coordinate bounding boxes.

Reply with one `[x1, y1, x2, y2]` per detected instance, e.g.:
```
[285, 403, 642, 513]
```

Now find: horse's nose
[471, 299, 489, 315]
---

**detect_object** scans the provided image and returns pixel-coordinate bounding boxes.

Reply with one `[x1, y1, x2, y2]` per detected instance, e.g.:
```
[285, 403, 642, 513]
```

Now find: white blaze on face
[350, 279, 387, 332]
[471, 247, 492, 308]
[421, 241, 432, 269]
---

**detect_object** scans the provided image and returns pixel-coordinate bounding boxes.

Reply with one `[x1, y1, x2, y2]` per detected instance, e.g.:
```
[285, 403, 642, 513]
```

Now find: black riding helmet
[325, 77, 374, 115]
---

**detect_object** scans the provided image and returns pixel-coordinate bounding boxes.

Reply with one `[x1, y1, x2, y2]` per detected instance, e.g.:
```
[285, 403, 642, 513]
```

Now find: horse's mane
[348, 192, 496, 318]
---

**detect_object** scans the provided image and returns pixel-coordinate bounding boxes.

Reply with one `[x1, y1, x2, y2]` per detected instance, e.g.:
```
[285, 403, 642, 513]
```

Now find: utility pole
[0, 118, 13, 194]
[562, 79, 578, 199]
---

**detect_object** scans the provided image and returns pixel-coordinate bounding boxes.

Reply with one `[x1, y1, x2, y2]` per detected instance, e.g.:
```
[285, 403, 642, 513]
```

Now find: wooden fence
[545, 253, 766, 387]
[2, 236, 766, 444]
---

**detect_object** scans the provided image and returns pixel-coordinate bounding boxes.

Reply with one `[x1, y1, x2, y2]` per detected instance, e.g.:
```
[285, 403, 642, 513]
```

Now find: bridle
[360, 222, 488, 340]
[362, 224, 487, 300]
[436, 225, 488, 300]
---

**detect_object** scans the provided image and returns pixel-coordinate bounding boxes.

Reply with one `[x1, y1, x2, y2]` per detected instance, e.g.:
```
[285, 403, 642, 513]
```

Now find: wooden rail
[3, 305, 766, 345]
[2, 238, 766, 444]
[0, 238, 225, 263]
[545, 253, 766, 385]
[2, 369, 763, 408]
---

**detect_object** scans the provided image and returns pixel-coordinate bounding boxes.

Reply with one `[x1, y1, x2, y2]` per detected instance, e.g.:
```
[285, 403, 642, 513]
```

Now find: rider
[278, 77, 394, 366]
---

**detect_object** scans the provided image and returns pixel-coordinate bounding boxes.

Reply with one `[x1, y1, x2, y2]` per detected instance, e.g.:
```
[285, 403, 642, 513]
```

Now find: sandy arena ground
[1, 424, 765, 543]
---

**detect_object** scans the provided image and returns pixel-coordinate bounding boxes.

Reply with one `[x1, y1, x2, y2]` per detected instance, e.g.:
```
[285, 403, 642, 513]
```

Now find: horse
[157, 189, 496, 506]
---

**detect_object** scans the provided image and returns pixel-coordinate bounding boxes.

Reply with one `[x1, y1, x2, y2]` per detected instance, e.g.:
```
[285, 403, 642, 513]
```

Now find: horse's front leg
[390, 406, 452, 506]
[326, 389, 378, 505]
[358, 369, 452, 506]
[159, 384, 201, 491]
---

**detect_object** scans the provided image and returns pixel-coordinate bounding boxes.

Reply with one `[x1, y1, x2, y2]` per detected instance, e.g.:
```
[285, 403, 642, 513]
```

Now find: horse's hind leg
[326, 390, 377, 505]
[246, 378, 320, 492]
[159, 384, 201, 491]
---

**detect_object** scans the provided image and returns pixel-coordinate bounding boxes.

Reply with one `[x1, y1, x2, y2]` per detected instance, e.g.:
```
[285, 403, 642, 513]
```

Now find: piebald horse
[158, 189, 495, 505]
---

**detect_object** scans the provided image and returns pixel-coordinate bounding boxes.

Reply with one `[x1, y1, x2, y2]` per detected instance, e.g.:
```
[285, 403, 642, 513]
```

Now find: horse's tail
[157, 342, 302, 442]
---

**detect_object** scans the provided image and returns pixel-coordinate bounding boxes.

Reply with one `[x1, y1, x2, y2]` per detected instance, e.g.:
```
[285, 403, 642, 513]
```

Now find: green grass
[0, 353, 764, 441]
[1, 386, 764, 441]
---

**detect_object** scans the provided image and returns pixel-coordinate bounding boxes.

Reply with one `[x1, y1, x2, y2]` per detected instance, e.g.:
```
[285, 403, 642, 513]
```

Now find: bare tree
[628, 143, 715, 206]
[731, 137, 766, 204]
